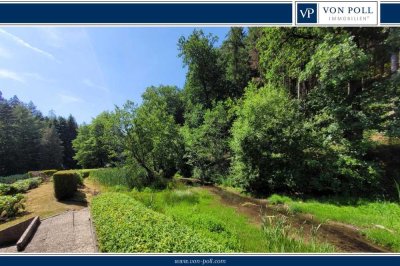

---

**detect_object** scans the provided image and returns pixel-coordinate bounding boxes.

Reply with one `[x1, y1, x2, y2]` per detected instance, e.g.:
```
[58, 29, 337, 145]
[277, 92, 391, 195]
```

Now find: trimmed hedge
[91, 193, 231, 253]
[0, 194, 25, 220]
[53, 171, 79, 200]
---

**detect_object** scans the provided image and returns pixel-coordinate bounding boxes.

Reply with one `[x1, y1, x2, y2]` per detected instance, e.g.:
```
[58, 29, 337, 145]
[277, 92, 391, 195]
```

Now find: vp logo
[297, 3, 318, 23]
[300, 8, 315, 19]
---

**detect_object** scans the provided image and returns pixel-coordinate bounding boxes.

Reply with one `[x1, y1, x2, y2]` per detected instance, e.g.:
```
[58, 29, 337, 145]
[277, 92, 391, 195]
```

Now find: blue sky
[0, 27, 229, 124]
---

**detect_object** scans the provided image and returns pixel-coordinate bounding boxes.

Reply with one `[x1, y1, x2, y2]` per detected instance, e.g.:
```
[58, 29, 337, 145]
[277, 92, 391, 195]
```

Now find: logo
[297, 3, 317, 23]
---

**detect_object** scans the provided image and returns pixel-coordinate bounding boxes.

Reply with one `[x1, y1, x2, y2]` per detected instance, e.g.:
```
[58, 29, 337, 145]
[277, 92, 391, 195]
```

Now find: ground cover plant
[0, 177, 42, 196]
[91, 192, 231, 253]
[0, 173, 30, 184]
[93, 181, 334, 253]
[268, 194, 400, 251]
[0, 194, 25, 221]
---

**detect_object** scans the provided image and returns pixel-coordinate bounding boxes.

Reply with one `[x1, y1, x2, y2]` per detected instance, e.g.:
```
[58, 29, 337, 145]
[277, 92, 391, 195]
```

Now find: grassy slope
[96, 182, 334, 253]
[0, 181, 88, 230]
[268, 194, 400, 251]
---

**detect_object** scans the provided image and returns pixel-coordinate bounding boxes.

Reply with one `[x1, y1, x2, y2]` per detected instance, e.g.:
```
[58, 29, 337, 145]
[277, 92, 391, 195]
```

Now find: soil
[204, 186, 391, 253]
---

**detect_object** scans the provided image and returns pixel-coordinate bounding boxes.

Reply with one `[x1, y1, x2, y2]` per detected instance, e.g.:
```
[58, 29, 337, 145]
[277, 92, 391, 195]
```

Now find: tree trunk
[391, 50, 399, 73]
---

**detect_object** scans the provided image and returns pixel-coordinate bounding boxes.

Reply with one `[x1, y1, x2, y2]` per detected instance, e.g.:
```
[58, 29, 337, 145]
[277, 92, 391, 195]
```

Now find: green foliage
[0, 194, 25, 220]
[39, 126, 64, 170]
[126, 187, 334, 252]
[0, 177, 42, 196]
[0, 173, 29, 184]
[395, 179, 400, 203]
[117, 98, 183, 184]
[268, 194, 293, 205]
[53, 170, 79, 200]
[271, 194, 400, 251]
[73, 111, 123, 168]
[91, 192, 231, 252]
[220, 27, 252, 98]
[50, 115, 79, 169]
[181, 102, 232, 183]
[178, 29, 227, 108]
[0, 93, 78, 176]
[261, 214, 334, 252]
[231, 84, 305, 194]
[91, 167, 147, 189]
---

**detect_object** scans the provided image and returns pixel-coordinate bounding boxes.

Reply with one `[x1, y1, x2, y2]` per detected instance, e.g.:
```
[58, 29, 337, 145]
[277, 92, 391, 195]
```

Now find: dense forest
[2, 27, 400, 198]
[0, 93, 78, 176]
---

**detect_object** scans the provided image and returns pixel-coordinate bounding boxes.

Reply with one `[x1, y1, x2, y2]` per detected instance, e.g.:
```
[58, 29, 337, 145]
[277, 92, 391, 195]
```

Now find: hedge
[91, 193, 231, 253]
[53, 171, 79, 200]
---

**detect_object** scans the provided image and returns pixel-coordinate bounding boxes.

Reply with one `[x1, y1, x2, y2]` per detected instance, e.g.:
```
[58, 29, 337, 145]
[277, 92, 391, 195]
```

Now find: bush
[0, 177, 43, 196]
[53, 171, 79, 200]
[230, 85, 306, 195]
[91, 192, 231, 253]
[0, 173, 29, 184]
[0, 194, 25, 220]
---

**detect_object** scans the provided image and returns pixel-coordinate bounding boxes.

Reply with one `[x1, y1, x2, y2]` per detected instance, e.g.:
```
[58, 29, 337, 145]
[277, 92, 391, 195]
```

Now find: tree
[12, 104, 42, 173]
[0, 99, 17, 176]
[182, 102, 232, 183]
[178, 29, 227, 108]
[39, 126, 63, 169]
[51, 115, 78, 168]
[73, 112, 121, 168]
[141, 85, 185, 125]
[220, 27, 251, 98]
[230, 84, 305, 195]
[117, 99, 183, 183]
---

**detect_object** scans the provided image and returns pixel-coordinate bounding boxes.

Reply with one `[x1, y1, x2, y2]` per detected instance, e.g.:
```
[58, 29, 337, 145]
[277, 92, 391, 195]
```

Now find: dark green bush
[53, 171, 79, 200]
[0, 194, 25, 220]
[91, 192, 231, 252]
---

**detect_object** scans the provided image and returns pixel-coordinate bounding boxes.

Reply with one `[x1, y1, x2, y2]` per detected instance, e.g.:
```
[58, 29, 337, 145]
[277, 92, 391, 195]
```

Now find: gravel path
[23, 208, 97, 253]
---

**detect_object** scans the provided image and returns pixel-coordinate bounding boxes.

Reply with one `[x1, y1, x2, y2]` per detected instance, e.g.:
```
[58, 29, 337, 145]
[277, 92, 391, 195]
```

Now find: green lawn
[94, 184, 334, 253]
[268, 194, 400, 251]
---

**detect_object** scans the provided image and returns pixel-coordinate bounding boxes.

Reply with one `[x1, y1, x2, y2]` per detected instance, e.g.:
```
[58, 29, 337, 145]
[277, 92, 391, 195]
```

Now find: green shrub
[0, 173, 29, 184]
[91, 192, 231, 253]
[0, 194, 25, 220]
[53, 171, 79, 200]
[0, 184, 13, 196]
[0, 177, 42, 196]
[231, 85, 306, 195]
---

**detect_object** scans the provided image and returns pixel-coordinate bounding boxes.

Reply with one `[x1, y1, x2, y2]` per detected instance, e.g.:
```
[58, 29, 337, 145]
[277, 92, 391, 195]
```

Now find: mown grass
[99, 181, 334, 253]
[268, 194, 400, 251]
